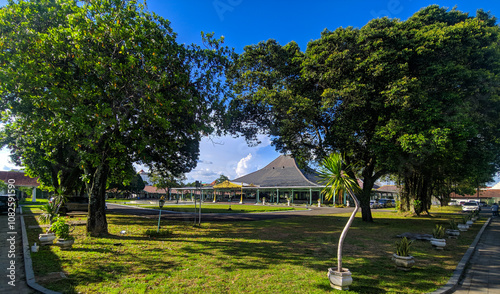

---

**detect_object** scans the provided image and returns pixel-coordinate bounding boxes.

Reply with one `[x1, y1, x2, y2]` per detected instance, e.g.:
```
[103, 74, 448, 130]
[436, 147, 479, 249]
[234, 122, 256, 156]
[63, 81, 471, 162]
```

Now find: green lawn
[141, 203, 307, 213]
[23, 207, 485, 293]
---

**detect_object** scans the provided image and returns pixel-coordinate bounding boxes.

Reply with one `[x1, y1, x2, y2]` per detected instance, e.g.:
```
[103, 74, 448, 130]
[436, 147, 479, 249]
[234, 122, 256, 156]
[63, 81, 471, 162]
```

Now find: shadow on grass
[24, 215, 77, 294]
[28, 210, 484, 293]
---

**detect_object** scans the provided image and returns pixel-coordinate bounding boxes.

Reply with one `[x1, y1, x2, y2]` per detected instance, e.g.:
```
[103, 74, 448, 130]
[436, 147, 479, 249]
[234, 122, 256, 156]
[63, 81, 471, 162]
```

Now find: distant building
[138, 170, 151, 185]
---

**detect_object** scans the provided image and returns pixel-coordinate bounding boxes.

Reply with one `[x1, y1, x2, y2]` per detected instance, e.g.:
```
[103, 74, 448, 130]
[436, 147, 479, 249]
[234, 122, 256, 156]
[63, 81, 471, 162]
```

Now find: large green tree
[228, 6, 500, 221]
[377, 7, 500, 214]
[0, 0, 231, 236]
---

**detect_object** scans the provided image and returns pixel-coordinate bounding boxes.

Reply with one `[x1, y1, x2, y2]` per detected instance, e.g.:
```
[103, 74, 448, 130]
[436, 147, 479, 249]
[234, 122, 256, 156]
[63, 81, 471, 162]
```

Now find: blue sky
[1, 0, 500, 184]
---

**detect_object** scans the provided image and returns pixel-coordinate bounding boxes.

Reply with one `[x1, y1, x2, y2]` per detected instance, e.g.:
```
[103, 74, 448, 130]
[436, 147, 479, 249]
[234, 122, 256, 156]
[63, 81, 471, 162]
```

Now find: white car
[462, 202, 481, 212]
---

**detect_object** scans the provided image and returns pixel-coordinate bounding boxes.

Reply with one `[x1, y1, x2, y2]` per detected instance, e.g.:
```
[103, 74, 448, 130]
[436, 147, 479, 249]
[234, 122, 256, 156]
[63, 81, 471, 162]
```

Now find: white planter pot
[327, 268, 352, 290]
[471, 217, 478, 221]
[466, 220, 473, 226]
[458, 224, 469, 231]
[55, 239, 74, 250]
[392, 254, 415, 271]
[446, 229, 460, 238]
[430, 238, 446, 249]
[39, 233, 56, 245]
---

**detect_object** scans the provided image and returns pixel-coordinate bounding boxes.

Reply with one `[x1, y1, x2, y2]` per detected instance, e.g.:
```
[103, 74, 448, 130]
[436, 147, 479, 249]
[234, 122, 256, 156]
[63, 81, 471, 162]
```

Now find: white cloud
[0, 147, 20, 171]
[185, 134, 280, 183]
[235, 153, 252, 177]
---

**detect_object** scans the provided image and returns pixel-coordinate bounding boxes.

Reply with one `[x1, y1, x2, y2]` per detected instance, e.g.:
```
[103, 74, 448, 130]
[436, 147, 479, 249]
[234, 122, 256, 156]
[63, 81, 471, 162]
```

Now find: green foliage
[432, 224, 445, 239]
[228, 5, 500, 222]
[318, 153, 360, 203]
[38, 203, 59, 225]
[50, 217, 73, 240]
[149, 170, 185, 193]
[395, 237, 413, 257]
[214, 174, 230, 185]
[0, 0, 232, 236]
[449, 219, 458, 230]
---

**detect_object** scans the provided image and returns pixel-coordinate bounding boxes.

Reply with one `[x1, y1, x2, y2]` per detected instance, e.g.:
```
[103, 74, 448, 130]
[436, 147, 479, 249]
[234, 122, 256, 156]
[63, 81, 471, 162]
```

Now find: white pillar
[32, 187, 37, 202]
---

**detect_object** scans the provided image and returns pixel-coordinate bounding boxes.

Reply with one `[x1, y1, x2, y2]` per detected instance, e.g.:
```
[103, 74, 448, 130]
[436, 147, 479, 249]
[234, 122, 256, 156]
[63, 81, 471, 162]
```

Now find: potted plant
[446, 219, 460, 238]
[38, 202, 58, 245]
[319, 153, 360, 290]
[466, 212, 474, 225]
[392, 237, 415, 271]
[430, 224, 446, 249]
[50, 217, 74, 250]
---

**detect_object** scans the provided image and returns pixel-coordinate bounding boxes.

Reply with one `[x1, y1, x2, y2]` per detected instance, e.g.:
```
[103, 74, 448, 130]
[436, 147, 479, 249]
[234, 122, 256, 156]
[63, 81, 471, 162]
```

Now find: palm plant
[319, 153, 361, 273]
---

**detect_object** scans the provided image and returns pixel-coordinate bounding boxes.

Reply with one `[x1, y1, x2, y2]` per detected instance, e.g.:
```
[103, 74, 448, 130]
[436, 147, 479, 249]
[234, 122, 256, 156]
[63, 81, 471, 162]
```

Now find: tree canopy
[0, 0, 232, 235]
[228, 5, 500, 219]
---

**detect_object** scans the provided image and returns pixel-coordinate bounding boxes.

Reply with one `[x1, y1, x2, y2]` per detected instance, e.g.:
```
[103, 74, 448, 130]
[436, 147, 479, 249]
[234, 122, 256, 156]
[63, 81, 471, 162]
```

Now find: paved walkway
[453, 215, 500, 294]
[0, 213, 38, 294]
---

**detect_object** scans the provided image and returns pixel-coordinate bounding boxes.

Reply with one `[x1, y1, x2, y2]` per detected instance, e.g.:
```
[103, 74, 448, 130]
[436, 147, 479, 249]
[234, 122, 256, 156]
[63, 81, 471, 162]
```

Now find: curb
[428, 217, 492, 294]
[19, 206, 61, 294]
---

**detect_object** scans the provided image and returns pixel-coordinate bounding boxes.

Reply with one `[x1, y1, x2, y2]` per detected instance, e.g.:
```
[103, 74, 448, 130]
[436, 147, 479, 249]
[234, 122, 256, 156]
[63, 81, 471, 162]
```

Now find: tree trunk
[360, 168, 376, 223]
[86, 163, 110, 237]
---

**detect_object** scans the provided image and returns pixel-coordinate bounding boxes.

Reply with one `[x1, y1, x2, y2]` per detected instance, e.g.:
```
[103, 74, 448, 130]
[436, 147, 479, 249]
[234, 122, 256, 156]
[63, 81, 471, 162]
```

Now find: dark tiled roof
[232, 155, 321, 187]
[0, 171, 39, 187]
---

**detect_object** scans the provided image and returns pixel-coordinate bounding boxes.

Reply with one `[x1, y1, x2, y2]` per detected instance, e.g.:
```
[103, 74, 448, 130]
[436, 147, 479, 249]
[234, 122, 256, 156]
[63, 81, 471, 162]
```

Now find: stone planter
[446, 229, 460, 238]
[55, 239, 74, 250]
[392, 254, 415, 271]
[327, 268, 352, 290]
[39, 233, 56, 245]
[430, 238, 446, 250]
[466, 220, 473, 226]
[458, 224, 469, 231]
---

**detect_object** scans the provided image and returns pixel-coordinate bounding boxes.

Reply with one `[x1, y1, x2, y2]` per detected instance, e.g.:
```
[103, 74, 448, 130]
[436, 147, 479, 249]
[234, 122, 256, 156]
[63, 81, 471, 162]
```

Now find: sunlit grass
[110, 201, 307, 213]
[24, 207, 486, 293]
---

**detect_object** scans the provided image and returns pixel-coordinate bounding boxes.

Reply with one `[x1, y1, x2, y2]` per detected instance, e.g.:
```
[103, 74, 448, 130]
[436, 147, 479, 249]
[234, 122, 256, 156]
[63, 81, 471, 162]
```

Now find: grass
[108, 200, 307, 213]
[23, 207, 486, 293]
[142, 203, 307, 213]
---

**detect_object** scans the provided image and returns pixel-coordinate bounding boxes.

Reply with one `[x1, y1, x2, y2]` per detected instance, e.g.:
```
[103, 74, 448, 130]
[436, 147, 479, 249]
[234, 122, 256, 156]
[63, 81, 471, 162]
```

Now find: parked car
[0, 195, 16, 213]
[370, 200, 380, 208]
[378, 198, 394, 208]
[53, 196, 107, 214]
[462, 202, 481, 212]
[58, 197, 89, 214]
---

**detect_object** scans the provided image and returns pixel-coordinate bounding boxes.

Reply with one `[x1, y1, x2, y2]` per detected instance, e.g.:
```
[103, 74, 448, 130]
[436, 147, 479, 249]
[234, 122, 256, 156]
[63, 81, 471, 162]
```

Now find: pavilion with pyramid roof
[226, 155, 325, 204]
[170, 155, 378, 205]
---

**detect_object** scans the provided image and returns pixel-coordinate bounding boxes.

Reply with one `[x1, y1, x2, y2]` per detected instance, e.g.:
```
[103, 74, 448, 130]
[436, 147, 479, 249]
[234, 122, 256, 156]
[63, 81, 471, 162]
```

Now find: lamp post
[157, 196, 165, 232]
[196, 181, 201, 226]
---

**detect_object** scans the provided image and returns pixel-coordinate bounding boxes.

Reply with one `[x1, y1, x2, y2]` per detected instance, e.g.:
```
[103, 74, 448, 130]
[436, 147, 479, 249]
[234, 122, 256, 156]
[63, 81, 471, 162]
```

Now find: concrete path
[453, 214, 500, 294]
[0, 213, 38, 294]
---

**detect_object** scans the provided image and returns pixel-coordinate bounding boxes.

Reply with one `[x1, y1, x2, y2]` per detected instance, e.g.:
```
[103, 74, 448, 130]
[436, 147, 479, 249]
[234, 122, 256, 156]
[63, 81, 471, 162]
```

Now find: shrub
[432, 224, 445, 239]
[51, 217, 73, 240]
[449, 219, 458, 230]
[395, 237, 413, 256]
